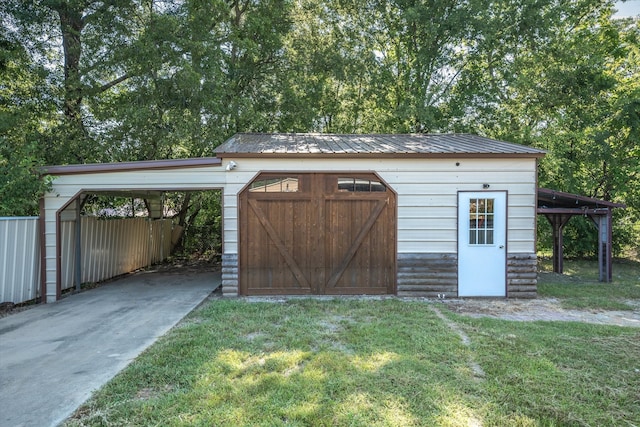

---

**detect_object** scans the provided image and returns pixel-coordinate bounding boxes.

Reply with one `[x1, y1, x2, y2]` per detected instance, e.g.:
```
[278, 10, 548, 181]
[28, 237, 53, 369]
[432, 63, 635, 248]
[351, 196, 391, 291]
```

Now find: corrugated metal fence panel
[74, 217, 173, 285]
[0, 217, 41, 303]
[163, 220, 172, 260]
[1, 217, 174, 302]
[149, 220, 173, 264]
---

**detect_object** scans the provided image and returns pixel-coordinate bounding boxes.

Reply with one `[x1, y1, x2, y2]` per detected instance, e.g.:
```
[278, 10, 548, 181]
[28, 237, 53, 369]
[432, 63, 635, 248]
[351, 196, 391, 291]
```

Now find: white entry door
[458, 192, 507, 297]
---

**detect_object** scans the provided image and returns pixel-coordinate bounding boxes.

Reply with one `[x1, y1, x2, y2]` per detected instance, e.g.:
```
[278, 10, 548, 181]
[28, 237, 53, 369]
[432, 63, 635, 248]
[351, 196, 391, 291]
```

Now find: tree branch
[97, 74, 131, 93]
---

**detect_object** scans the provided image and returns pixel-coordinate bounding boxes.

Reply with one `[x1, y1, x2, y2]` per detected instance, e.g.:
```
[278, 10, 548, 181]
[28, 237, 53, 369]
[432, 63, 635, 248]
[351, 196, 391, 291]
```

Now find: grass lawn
[66, 269, 640, 427]
[538, 258, 640, 310]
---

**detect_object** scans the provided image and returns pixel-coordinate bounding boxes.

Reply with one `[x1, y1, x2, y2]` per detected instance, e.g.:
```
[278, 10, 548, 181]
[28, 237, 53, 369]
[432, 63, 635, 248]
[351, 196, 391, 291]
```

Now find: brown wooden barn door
[240, 175, 316, 295]
[323, 175, 396, 295]
[239, 173, 396, 295]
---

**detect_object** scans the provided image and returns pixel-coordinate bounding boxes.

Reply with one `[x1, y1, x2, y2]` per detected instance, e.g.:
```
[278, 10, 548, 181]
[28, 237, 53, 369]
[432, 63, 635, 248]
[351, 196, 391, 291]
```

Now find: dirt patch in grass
[442, 298, 640, 327]
[243, 294, 640, 328]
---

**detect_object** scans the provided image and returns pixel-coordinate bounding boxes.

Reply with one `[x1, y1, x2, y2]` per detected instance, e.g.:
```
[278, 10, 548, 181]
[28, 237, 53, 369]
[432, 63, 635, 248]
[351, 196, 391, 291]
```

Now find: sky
[614, 0, 640, 18]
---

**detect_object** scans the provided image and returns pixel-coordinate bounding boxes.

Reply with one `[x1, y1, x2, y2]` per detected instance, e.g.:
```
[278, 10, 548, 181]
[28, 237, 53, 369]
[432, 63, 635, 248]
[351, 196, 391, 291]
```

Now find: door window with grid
[469, 198, 494, 245]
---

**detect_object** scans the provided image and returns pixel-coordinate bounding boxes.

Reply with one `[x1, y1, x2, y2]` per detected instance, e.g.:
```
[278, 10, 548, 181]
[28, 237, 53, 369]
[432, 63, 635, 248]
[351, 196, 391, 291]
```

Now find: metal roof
[538, 188, 626, 211]
[215, 133, 546, 158]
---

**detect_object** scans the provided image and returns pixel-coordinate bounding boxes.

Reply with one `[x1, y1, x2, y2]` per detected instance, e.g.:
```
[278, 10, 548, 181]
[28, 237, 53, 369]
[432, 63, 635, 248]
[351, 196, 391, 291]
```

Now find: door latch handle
[499, 245, 504, 249]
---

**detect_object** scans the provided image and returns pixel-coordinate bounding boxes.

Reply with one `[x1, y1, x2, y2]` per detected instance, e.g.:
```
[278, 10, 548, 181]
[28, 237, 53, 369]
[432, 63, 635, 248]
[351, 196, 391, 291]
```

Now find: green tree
[1, 0, 143, 164]
[1, 0, 637, 255]
[0, 32, 53, 215]
[447, 0, 638, 255]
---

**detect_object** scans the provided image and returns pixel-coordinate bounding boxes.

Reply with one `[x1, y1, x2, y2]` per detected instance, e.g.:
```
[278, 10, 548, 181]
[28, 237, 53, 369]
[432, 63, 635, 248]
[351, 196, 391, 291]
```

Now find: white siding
[0, 217, 40, 303]
[42, 157, 538, 301]
[219, 157, 538, 255]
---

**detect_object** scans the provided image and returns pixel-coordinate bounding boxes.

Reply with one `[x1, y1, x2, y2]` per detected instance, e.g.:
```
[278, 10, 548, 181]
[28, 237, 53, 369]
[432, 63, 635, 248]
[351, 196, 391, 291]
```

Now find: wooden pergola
[537, 188, 626, 282]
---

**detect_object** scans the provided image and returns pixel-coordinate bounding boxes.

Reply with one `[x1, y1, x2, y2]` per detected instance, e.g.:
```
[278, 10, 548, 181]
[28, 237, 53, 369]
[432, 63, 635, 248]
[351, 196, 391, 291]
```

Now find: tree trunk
[55, 3, 89, 162]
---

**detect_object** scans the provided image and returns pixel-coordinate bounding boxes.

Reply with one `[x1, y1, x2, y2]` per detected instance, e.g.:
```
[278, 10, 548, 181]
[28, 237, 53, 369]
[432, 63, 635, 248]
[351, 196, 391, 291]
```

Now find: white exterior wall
[43, 157, 538, 302]
[221, 157, 538, 255]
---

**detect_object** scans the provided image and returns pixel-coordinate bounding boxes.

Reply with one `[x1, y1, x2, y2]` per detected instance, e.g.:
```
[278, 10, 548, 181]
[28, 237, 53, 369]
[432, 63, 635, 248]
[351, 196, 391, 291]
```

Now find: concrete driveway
[0, 268, 220, 427]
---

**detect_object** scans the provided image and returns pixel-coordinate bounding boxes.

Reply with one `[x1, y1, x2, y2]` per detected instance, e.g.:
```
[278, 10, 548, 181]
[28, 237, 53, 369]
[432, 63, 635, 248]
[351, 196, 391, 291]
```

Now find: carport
[57, 189, 173, 294]
[537, 188, 626, 282]
[40, 158, 227, 303]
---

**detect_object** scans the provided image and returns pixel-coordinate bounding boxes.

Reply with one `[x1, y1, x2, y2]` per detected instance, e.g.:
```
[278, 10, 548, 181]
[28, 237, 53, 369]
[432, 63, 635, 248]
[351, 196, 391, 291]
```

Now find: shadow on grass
[65, 299, 534, 426]
[65, 298, 640, 426]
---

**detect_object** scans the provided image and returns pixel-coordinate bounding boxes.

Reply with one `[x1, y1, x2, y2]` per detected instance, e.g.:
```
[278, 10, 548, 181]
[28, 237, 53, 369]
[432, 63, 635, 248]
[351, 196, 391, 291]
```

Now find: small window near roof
[338, 177, 386, 192]
[249, 177, 299, 192]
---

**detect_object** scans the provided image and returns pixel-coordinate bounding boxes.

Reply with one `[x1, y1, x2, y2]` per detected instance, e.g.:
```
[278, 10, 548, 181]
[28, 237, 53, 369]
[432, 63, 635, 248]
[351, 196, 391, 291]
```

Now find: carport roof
[536, 187, 626, 283]
[215, 133, 546, 158]
[538, 187, 626, 211]
[41, 157, 222, 175]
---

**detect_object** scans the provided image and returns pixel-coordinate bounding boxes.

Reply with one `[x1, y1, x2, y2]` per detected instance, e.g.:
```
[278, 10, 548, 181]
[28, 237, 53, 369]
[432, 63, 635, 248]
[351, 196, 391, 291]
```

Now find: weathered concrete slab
[0, 269, 220, 427]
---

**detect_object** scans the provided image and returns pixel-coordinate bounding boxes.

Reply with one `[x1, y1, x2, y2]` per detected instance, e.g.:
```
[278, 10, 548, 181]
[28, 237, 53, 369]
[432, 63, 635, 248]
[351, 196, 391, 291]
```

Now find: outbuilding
[40, 133, 545, 302]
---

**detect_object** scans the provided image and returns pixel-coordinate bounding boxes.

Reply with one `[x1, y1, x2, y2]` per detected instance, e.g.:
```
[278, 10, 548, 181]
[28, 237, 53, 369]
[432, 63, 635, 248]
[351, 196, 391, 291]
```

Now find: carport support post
[596, 211, 612, 283]
[75, 197, 82, 291]
[589, 209, 613, 283]
[607, 209, 613, 282]
[160, 192, 165, 261]
[544, 213, 571, 274]
[147, 218, 152, 268]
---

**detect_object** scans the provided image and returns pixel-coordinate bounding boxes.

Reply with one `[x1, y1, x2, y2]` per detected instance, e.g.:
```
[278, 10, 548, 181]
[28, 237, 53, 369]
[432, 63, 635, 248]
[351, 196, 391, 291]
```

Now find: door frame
[457, 190, 508, 297]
